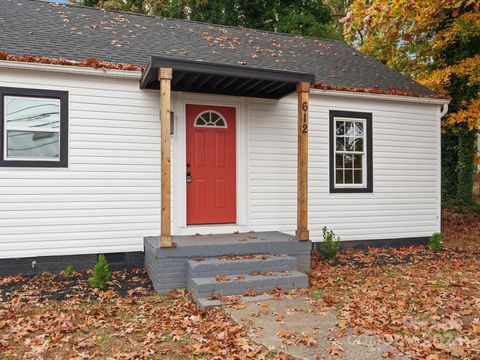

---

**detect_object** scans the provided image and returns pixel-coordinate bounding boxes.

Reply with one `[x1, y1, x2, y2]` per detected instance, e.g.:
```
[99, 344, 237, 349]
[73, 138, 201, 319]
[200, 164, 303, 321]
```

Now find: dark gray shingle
[0, 0, 436, 96]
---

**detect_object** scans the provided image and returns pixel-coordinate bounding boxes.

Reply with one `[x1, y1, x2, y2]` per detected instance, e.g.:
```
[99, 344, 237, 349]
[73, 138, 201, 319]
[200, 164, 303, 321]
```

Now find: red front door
[186, 105, 236, 225]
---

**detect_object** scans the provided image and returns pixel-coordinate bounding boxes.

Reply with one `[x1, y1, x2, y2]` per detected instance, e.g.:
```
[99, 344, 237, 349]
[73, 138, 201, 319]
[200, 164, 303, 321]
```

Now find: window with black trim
[0, 87, 68, 167]
[329, 110, 372, 193]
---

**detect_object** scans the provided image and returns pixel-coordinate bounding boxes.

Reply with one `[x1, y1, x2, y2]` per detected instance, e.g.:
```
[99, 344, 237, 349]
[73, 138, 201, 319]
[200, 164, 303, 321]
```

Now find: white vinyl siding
[0, 68, 160, 258]
[0, 67, 441, 259]
[247, 94, 441, 242]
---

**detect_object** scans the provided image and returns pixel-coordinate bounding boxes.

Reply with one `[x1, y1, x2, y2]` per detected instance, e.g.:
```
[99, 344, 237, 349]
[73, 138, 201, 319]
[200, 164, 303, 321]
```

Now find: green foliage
[80, 0, 340, 39]
[65, 264, 74, 277]
[88, 254, 112, 289]
[456, 126, 476, 205]
[344, 2, 479, 205]
[319, 226, 340, 260]
[442, 129, 459, 202]
[472, 204, 480, 213]
[429, 233, 443, 253]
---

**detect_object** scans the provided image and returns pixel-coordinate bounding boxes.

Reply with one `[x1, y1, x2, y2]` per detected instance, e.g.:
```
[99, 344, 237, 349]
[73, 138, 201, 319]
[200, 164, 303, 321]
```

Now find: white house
[0, 1, 449, 296]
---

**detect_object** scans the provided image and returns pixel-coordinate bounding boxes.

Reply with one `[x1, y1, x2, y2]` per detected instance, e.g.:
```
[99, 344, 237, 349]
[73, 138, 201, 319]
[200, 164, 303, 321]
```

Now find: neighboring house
[0, 1, 449, 297]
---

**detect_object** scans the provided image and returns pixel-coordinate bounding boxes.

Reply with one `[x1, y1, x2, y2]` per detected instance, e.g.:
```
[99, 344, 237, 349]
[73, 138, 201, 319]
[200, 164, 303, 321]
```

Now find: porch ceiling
[140, 56, 315, 99]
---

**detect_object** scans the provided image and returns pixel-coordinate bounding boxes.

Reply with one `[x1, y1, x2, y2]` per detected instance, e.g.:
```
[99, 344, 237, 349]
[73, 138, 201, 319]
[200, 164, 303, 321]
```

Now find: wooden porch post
[296, 82, 310, 241]
[159, 68, 173, 248]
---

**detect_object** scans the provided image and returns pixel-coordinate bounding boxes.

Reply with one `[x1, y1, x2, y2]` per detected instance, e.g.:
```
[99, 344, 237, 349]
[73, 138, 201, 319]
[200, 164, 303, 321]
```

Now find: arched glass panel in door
[194, 111, 227, 128]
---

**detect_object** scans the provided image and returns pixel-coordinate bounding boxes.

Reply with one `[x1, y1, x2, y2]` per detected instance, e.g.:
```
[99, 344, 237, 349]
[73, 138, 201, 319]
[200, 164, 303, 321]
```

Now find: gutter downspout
[440, 103, 449, 117]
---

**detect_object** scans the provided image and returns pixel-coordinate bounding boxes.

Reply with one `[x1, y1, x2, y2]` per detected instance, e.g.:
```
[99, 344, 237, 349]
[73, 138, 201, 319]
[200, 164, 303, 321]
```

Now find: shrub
[88, 254, 111, 289]
[429, 233, 443, 253]
[65, 264, 74, 277]
[319, 226, 340, 260]
[472, 203, 480, 213]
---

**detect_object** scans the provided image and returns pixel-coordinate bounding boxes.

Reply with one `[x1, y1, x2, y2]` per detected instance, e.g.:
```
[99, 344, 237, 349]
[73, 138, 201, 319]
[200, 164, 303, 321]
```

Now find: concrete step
[188, 270, 308, 300]
[187, 254, 298, 278]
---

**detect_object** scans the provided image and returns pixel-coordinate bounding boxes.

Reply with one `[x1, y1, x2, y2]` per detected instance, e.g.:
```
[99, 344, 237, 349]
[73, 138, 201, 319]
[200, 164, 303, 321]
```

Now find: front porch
[145, 232, 311, 304]
[142, 57, 315, 300]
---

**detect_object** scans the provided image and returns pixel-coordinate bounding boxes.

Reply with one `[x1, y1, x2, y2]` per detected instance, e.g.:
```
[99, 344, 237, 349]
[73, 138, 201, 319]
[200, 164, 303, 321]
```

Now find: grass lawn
[1, 197, 479, 358]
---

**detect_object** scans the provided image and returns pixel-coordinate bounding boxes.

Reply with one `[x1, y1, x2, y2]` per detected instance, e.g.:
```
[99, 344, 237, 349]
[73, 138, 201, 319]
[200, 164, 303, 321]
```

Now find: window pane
[195, 111, 227, 128]
[355, 122, 364, 136]
[353, 154, 363, 168]
[210, 112, 219, 122]
[344, 154, 353, 168]
[336, 136, 345, 151]
[344, 169, 353, 184]
[335, 154, 343, 168]
[336, 170, 344, 184]
[345, 136, 355, 151]
[345, 122, 354, 137]
[6, 131, 59, 159]
[336, 121, 345, 136]
[354, 138, 364, 152]
[5, 97, 60, 129]
[354, 170, 363, 184]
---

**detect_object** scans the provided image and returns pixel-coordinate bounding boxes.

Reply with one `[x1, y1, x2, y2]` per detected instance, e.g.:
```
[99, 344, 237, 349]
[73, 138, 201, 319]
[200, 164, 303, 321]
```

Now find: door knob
[186, 172, 192, 183]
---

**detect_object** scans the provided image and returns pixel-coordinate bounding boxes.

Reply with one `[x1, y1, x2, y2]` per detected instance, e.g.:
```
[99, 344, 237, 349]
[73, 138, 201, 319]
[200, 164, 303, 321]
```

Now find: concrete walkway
[226, 295, 408, 360]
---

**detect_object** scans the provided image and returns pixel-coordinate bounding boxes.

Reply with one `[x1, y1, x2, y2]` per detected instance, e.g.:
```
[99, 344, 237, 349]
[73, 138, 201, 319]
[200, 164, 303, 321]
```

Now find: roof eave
[311, 87, 450, 105]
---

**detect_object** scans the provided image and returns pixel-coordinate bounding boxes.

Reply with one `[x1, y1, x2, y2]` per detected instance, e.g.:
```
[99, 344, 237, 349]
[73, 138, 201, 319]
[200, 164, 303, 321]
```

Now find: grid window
[329, 110, 372, 193]
[334, 119, 365, 186]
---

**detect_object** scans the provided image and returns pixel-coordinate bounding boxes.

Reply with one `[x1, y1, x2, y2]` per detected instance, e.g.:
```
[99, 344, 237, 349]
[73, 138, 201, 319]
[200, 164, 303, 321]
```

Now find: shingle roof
[0, 0, 437, 97]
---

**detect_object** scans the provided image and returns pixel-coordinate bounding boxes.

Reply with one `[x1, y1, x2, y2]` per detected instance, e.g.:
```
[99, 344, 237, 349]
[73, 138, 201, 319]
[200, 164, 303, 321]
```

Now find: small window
[0, 88, 68, 167]
[194, 111, 227, 128]
[330, 110, 372, 193]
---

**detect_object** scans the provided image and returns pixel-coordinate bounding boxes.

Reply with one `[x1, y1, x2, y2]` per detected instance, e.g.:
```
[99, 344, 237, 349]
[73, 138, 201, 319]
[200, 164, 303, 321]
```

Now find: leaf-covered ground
[309, 206, 480, 359]
[0, 269, 286, 359]
[1, 203, 479, 359]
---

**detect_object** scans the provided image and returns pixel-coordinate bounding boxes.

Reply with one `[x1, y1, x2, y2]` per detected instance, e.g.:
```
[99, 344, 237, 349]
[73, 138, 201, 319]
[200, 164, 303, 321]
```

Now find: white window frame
[194, 110, 228, 128]
[333, 117, 367, 189]
[3, 95, 61, 162]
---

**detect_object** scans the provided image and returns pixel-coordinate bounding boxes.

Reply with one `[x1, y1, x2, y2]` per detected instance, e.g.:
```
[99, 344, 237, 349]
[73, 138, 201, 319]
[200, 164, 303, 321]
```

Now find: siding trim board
[329, 110, 373, 193]
[315, 236, 430, 251]
[0, 87, 69, 168]
[0, 251, 144, 276]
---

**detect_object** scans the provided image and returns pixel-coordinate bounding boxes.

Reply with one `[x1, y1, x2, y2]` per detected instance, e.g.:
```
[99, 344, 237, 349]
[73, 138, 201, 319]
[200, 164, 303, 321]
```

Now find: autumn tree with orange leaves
[343, 0, 480, 204]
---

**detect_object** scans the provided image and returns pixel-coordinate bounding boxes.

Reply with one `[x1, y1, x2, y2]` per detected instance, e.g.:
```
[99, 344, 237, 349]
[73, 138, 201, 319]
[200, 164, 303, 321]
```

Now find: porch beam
[295, 82, 310, 241]
[159, 68, 173, 248]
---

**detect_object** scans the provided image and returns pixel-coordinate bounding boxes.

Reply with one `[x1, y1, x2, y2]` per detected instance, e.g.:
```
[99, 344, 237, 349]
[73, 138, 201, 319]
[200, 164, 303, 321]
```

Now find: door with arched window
[185, 104, 236, 225]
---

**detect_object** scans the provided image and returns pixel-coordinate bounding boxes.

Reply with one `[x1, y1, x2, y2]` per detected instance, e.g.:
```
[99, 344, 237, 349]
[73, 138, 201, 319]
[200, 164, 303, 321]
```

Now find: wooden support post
[296, 82, 310, 241]
[159, 68, 173, 248]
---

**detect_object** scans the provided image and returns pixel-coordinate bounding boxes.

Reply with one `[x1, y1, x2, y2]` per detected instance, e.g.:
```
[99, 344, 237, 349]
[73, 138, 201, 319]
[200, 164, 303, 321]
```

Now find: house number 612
[302, 101, 308, 133]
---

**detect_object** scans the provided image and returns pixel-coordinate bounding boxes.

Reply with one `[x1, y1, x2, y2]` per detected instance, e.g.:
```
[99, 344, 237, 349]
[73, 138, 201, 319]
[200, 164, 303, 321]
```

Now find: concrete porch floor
[144, 231, 312, 294]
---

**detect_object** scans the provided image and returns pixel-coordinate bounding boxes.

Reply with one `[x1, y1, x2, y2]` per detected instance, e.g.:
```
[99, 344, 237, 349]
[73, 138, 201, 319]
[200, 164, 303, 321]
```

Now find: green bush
[429, 233, 443, 253]
[442, 129, 459, 202]
[319, 226, 340, 260]
[65, 264, 74, 277]
[456, 127, 476, 205]
[88, 254, 112, 289]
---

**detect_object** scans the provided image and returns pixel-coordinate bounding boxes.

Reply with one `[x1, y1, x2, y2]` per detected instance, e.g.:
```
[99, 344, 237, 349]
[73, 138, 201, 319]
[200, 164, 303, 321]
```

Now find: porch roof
[140, 56, 315, 99]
